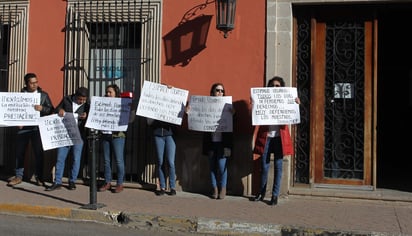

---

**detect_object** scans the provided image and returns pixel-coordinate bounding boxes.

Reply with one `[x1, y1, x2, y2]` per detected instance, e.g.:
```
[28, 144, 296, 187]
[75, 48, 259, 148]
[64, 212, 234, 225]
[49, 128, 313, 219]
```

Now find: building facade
[0, 0, 411, 197]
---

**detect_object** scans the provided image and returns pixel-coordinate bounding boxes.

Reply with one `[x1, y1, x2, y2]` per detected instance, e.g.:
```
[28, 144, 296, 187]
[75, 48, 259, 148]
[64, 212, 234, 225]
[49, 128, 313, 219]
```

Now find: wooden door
[310, 14, 376, 187]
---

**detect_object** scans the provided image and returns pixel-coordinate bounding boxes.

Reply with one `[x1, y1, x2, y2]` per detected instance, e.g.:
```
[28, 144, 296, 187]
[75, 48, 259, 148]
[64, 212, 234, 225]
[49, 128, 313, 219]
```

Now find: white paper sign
[251, 87, 300, 125]
[188, 95, 233, 132]
[85, 96, 131, 131]
[136, 81, 188, 125]
[38, 113, 83, 151]
[0, 92, 41, 126]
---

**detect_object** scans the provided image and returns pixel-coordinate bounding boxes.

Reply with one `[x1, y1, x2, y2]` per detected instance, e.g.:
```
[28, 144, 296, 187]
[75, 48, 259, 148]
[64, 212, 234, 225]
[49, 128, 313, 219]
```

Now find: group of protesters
[6, 73, 300, 205]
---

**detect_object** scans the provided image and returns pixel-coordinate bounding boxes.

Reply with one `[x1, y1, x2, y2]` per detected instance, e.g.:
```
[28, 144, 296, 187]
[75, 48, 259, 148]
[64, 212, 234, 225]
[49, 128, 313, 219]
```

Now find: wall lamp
[215, 0, 237, 38]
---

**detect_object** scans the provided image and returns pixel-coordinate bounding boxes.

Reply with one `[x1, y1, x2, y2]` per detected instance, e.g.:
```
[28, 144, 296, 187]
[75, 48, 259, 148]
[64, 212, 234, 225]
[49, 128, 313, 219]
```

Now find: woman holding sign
[98, 84, 127, 193]
[253, 76, 300, 206]
[148, 118, 178, 196]
[202, 83, 234, 200]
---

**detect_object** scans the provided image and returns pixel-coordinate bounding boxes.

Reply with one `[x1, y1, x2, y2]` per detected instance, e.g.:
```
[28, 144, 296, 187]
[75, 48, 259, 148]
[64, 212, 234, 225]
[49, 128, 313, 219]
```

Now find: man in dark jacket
[7, 73, 54, 187]
[46, 87, 89, 191]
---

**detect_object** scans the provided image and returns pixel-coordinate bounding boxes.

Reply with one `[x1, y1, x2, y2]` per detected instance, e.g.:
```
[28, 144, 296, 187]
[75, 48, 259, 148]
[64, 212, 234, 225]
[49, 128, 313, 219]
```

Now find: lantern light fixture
[215, 0, 237, 38]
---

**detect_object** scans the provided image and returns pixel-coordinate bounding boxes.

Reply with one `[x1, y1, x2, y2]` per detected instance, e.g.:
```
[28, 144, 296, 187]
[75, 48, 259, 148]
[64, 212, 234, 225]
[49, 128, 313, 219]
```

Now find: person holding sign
[253, 76, 300, 205]
[7, 73, 54, 187]
[204, 83, 234, 200]
[98, 84, 127, 193]
[148, 118, 178, 196]
[187, 83, 234, 200]
[46, 87, 90, 191]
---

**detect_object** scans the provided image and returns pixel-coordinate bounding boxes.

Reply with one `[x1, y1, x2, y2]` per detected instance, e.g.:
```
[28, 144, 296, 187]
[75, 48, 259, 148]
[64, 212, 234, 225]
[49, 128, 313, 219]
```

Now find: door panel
[311, 16, 375, 186]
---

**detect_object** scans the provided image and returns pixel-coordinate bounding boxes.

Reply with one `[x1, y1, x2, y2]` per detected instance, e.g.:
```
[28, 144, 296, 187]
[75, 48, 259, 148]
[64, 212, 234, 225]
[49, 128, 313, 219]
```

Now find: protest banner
[0, 92, 40, 126]
[187, 95, 233, 132]
[85, 96, 132, 131]
[38, 113, 83, 151]
[251, 87, 300, 125]
[136, 81, 188, 125]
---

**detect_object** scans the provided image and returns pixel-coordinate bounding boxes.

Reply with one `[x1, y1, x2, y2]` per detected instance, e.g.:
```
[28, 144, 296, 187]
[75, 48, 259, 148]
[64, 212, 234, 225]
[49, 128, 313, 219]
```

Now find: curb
[0, 203, 391, 236]
[0, 203, 116, 224]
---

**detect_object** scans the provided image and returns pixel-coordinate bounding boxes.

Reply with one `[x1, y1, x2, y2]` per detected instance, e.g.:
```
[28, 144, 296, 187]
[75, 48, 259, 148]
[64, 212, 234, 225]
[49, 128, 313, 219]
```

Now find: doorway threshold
[289, 184, 412, 202]
[314, 183, 374, 191]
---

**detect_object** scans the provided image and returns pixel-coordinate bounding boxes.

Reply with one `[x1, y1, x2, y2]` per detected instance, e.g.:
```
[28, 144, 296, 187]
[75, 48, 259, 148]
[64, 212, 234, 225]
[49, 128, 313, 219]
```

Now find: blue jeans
[102, 135, 125, 185]
[54, 142, 84, 184]
[208, 142, 228, 189]
[15, 128, 44, 180]
[259, 136, 283, 197]
[154, 134, 176, 190]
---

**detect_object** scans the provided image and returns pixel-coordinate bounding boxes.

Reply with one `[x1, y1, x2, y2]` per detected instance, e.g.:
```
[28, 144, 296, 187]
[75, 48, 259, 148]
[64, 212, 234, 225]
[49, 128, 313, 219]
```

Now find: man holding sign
[7, 73, 54, 187]
[251, 76, 300, 206]
[46, 87, 89, 191]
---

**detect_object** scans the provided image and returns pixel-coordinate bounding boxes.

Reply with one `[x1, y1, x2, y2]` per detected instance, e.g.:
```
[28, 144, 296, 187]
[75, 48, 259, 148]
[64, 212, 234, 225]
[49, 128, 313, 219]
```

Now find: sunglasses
[215, 89, 225, 93]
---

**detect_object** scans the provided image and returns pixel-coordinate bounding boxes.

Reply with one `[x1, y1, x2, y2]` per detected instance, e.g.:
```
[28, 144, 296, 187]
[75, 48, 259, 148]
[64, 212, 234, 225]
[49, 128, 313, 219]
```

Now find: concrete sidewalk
[1, 179, 412, 235]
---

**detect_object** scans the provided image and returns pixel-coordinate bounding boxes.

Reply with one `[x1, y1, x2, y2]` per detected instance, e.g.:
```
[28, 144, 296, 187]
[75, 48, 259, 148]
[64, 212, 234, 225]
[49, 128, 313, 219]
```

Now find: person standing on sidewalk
[147, 118, 177, 196]
[7, 73, 54, 187]
[98, 84, 128, 193]
[253, 76, 300, 205]
[202, 83, 234, 200]
[46, 87, 89, 191]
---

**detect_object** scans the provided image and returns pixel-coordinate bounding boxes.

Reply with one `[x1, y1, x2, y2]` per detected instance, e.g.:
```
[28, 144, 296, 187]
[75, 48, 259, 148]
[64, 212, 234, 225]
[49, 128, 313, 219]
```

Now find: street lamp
[215, 0, 237, 38]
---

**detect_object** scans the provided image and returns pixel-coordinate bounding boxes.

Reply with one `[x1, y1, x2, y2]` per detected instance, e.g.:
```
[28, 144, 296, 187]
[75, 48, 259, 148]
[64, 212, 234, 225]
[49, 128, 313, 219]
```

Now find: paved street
[1, 179, 411, 235]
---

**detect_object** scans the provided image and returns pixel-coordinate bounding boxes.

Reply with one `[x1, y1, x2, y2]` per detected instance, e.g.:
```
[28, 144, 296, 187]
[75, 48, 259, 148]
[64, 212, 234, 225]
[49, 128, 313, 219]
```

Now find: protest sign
[136, 81, 188, 125]
[85, 96, 132, 131]
[38, 113, 83, 151]
[251, 87, 300, 125]
[0, 92, 40, 126]
[187, 95, 233, 132]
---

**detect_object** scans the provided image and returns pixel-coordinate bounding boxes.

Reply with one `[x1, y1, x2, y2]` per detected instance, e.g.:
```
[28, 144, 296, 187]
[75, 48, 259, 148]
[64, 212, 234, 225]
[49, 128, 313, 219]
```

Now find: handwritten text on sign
[85, 96, 131, 131]
[38, 113, 83, 151]
[251, 87, 300, 125]
[188, 95, 233, 132]
[0, 92, 40, 126]
[136, 81, 188, 125]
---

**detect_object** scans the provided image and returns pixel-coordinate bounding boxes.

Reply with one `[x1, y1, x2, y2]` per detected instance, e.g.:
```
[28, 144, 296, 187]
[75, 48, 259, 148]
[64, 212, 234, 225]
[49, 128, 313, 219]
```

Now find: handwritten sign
[85, 96, 132, 131]
[0, 92, 40, 126]
[38, 113, 83, 151]
[188, 95, 233, 132]
[251, 87, 300, 125]
[136, 81, 188, 125]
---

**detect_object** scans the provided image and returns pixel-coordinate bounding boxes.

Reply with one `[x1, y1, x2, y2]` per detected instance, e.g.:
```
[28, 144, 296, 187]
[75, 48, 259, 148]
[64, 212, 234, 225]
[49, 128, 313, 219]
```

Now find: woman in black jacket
[202, 83, 234, 200]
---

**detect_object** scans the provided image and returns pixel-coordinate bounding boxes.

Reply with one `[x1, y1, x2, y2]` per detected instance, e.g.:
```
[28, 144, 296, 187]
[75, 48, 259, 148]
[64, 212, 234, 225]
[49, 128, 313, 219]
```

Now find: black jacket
[20, 86, 54, 131]
[20, 86, 54, 117]
[55, 93, 90, 134]
[202, 131, 233, 155]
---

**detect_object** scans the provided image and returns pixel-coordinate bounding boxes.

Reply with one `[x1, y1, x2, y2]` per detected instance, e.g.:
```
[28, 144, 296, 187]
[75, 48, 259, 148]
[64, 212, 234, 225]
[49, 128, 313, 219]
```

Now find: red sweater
[253, 125, 294, 156]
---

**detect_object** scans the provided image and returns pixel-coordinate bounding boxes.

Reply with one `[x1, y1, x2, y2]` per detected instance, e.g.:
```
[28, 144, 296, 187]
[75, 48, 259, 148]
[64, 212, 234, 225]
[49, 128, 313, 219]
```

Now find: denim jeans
[154, 134, 176, 190]
[102, 135, 125, 185]
[54, 142, 84, 184]
[15, 128, 44, 180]
[208, 142, 228, 189]
[259, 136, 283, 197]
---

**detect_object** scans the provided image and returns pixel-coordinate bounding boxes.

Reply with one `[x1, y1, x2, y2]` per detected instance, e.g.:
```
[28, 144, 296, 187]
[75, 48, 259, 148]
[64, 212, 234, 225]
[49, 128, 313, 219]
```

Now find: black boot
[253, 193, 265, 201]
[269, 196, 278, 205]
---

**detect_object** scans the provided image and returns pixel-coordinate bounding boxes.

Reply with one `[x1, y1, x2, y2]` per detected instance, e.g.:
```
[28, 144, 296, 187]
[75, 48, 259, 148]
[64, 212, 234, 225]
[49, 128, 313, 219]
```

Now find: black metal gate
[64, 0, 162, 185]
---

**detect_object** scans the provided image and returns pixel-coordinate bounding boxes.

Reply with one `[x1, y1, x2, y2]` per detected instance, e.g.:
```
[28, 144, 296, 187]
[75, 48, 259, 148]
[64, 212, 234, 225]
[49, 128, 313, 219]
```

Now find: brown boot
[99, 182, 111, 192]
[212, 187, 218, 199]
[218, 187, 226, 200]
[114, 184, 123, 193]
[7, 176, 22, 186]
